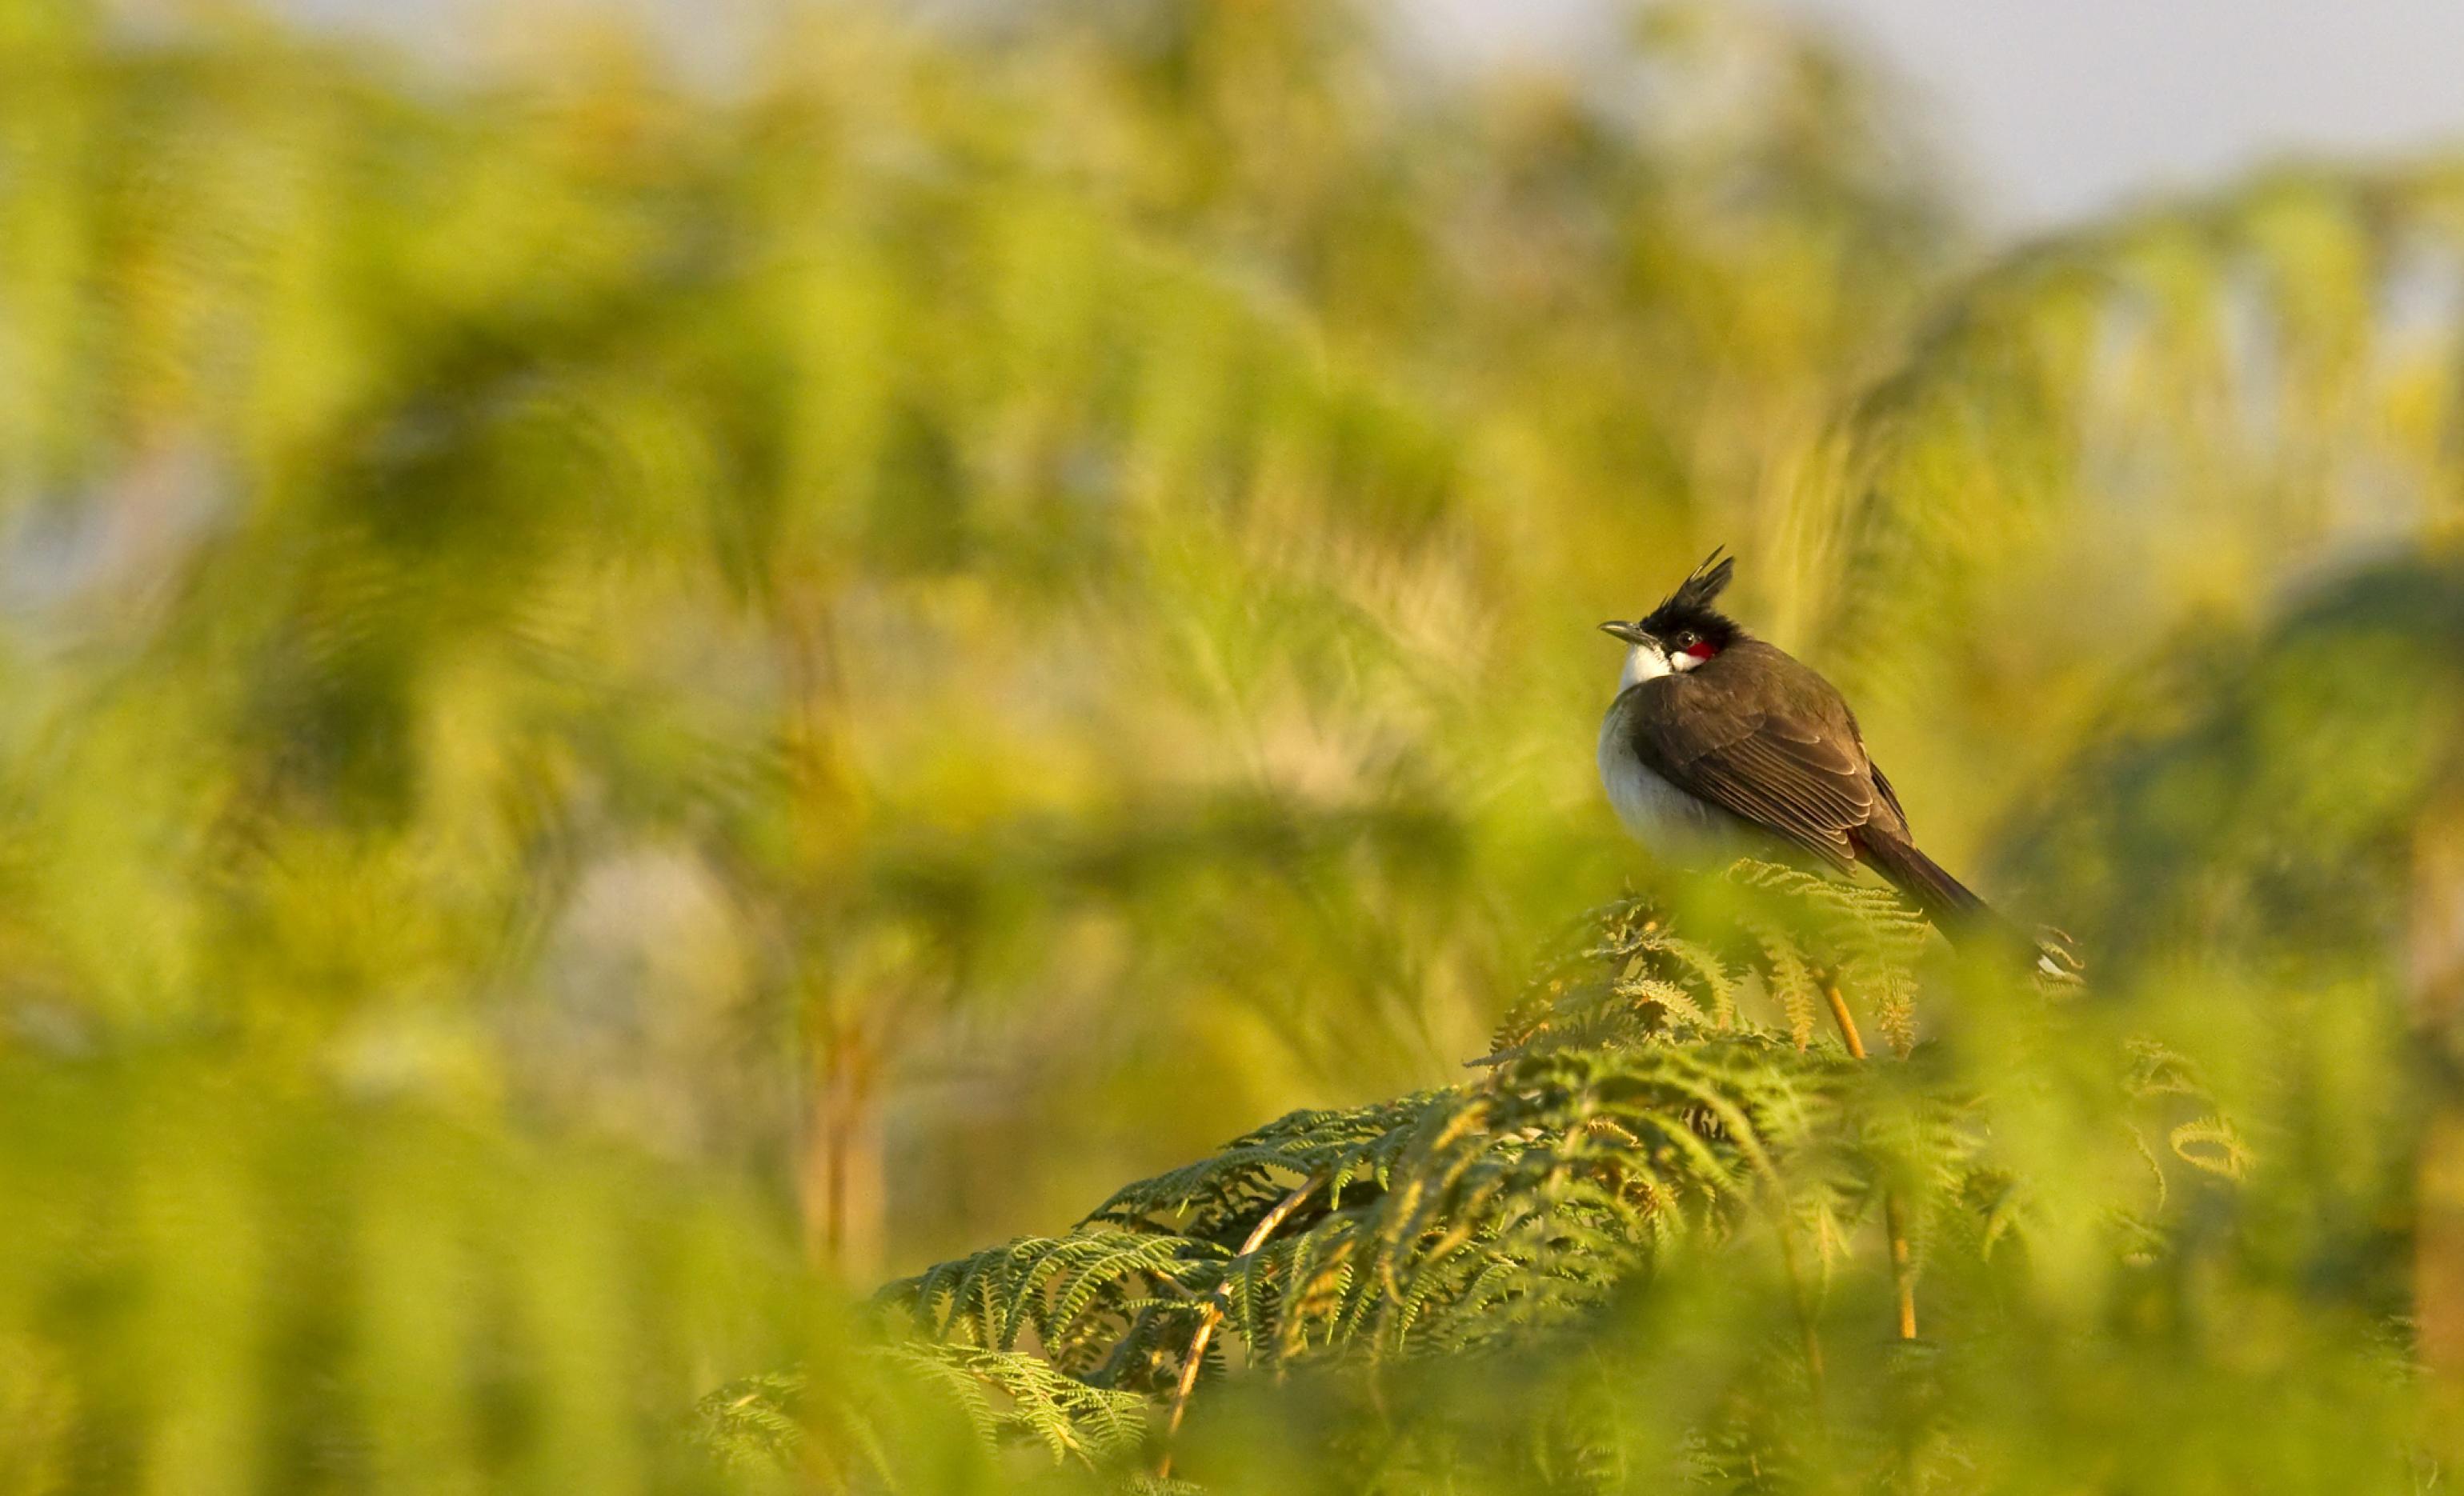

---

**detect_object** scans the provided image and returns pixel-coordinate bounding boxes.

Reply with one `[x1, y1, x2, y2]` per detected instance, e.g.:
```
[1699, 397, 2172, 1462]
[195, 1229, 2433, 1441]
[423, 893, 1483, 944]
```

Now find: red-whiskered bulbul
[1598, 550, 2074, 975]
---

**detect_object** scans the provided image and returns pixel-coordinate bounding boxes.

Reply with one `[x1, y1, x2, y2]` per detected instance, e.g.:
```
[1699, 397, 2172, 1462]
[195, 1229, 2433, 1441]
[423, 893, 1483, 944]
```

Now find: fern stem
[1820, 981, 1868, 1061]
[1773, 1201, 1828, 1402]
[1823, 976, 1917, 1341]
[1158, 1174, 1322, 1480]
[1885, 1194, 1917, 1340]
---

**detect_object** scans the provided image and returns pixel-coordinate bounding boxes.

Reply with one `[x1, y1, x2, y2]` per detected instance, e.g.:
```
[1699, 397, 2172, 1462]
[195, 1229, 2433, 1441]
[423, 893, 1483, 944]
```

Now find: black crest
[1641, 548, 1738, 636]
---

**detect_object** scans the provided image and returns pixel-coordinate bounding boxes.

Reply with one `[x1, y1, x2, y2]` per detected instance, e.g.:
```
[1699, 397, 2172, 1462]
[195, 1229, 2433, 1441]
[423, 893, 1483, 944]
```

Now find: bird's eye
[1675, 631, 1696, 647]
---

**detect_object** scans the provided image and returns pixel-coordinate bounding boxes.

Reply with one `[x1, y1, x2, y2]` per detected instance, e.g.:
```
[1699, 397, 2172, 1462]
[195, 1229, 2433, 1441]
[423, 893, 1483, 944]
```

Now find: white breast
[1597, 692, 1733, 862]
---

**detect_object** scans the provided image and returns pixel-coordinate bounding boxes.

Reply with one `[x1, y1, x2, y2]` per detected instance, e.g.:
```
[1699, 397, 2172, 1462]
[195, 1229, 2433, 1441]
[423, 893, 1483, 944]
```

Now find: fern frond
[856, 879, 2241, 1475]
[877, 1342, 1151, 1466]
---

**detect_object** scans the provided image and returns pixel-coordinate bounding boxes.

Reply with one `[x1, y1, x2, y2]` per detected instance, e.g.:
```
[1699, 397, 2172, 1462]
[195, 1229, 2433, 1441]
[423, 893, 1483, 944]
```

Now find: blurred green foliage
[2, 0, 2464, 1489]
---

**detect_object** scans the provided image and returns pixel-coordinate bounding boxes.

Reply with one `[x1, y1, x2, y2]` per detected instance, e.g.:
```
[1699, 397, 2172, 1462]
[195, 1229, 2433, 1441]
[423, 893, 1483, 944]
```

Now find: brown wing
[1870, 762, 1909, 828]
[1624, 639, 1903, 866]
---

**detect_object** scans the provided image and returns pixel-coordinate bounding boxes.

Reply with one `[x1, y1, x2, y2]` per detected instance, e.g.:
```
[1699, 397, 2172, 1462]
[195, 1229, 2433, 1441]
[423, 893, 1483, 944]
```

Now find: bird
[1597, 548, 2073, 974]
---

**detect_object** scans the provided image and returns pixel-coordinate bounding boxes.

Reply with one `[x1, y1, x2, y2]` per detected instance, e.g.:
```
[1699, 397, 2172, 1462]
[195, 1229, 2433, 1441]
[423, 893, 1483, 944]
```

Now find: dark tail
[1850, 827, 2081, 981]
[1851, 826, 1985, 926]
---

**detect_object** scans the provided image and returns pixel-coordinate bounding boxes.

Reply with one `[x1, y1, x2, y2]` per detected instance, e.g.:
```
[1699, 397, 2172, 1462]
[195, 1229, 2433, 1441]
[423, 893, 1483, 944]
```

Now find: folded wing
[1621, 639, 1903, 867]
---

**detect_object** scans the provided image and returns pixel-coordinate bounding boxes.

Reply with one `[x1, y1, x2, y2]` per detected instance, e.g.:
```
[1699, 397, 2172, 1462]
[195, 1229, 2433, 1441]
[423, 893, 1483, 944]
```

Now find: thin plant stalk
[1824, 977, 1917, 1341]
[1158, 1174, 1324, 1479]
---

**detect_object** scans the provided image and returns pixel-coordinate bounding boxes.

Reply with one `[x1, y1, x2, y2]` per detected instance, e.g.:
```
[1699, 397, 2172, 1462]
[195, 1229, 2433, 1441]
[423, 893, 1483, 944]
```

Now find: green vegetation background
[2, 0, 2462, 1490]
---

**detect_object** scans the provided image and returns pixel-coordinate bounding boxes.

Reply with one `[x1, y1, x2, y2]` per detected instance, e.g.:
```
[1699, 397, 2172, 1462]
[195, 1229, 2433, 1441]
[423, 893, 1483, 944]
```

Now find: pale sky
[280, 0, 2464, 238]
[1403, 0, 2464, 232]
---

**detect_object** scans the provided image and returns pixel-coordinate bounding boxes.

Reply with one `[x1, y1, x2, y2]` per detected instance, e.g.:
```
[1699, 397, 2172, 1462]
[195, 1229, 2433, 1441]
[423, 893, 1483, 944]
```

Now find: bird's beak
[1598, 621, 1648, 645]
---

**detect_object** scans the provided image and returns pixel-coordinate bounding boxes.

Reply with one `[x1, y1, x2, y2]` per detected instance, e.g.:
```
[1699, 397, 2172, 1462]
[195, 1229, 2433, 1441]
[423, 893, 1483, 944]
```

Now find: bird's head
[1600, 549, 1741, 689]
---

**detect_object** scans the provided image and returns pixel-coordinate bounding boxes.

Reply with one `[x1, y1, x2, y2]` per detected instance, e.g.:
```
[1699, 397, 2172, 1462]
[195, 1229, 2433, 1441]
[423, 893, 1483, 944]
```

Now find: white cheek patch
[1619, 643, 1673, 690]
[1669, 649, 1706, 674]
